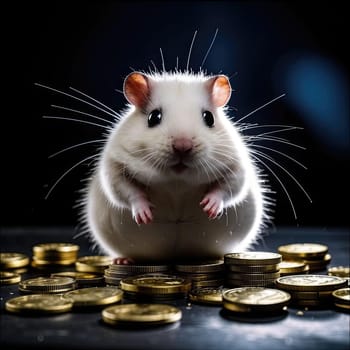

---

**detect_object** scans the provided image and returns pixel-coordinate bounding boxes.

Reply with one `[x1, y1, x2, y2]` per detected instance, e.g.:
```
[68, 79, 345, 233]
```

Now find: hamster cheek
[200, 189, 225, 219]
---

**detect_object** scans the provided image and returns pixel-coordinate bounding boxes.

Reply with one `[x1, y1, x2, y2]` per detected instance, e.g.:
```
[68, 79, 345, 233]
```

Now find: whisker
[150, 60, 158, 73]
[51, 105, 113, 125]
[186, 30, 198, 72]
[250, 149, 312, 202]
[45, 153, 99, 200]
[250, 144, 307, 169]
[159, 48, 166, 72]
[35, 83, 118, 119]
[257, 127, 303, 137]
[49, 139, 104, 158]
[250, 153, 297, 220]
[241, 124, 302, 132]
[176, 56, 179, 71]
[114, 88, 124, 95]
[43, 116, 109, 130]
[248, 135, 306, 150]
[200, 28, 219, 69]
[236, 93, 286, 124]
[68, 87, 119, 116]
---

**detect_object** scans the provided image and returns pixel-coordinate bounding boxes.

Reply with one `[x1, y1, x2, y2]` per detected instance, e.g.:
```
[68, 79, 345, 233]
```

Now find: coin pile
[104, 263, 171, 286]
[332, 288, 350, 311]
[102, 303, 182, 326]
[189, 287, 224, 305]
[0, 271, 21, 285]
[32, 243, 79, 268]
[120, 274, 191, 301]
[75, 255, 113, 274]
[174, 261, 225, 288]
[224, 252, 281, 287]
[222, 287, 291, 314]
[0, 252, 30, 274]
[279, 261, 309, 276]
[275, 274, 348, 307]
[19, 276, 76, 294]
[278, 243, 331, 272]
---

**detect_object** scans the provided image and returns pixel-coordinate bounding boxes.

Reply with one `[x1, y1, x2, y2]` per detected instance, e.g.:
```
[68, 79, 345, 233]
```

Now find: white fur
[84, 72, 266, 262]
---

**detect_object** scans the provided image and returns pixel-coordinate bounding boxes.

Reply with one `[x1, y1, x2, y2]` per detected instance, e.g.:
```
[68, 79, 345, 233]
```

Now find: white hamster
[84, 71, 267, 262]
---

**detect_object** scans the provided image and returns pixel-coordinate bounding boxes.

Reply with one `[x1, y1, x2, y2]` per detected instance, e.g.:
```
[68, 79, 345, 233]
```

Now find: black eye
[148, 109, 162, 128]
[202, 110, 214, 128]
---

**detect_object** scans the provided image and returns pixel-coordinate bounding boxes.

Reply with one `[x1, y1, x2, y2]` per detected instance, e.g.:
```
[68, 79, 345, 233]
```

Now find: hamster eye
[202, 111, 214, 128]
[148, 109, 162, 128]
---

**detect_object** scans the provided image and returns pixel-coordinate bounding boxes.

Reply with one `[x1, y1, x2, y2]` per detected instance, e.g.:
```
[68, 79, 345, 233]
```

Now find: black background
[2, 1, 349, 229]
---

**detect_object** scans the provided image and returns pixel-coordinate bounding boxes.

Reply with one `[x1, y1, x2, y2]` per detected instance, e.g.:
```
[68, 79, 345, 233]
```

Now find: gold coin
[5, 294, 73, 314]
[189, 287, 223, 305]
[226, 264, 279, 274]
[328, 266, 350, 278]
[75, 256, 113, 273]
[176, 272, 224, 282]
[0, 271, 21, 285]
[120, 274, 191, 294]
[224, 252, 281, 265]
[19, 276, 76, 293]
[33, 243, 79, 254]
[334, 303, 350, 310]
[102, 303, 182, 325]
[222, 287, 291, 313]
[288, 290, 333, 300]
[63, 286, 123, 307]
[109, 264, 170, 274]
[191, 279, 224, 288]
[51, 272, 104, 285]
[0, 253, 30, 269]
[32, 256, 76, 266]
[332, 288, 350, 305]
[279, 261, 308, 274]
[175, 261, 224, 273]
[226, 271, 280, 281]
[276, 274, 347, 292]
[226, 279, 276, 288]
[278, 243, 328, 259]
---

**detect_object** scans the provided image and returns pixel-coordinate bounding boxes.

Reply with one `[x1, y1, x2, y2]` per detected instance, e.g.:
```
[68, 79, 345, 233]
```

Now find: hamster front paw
[200, 190, 224, 219]
[131, 197, 153, 225]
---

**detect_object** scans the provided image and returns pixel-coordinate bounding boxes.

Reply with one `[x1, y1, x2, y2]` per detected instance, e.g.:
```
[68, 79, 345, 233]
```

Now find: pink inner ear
[123, 72, 149, 108]
[210, 75, 231, 107]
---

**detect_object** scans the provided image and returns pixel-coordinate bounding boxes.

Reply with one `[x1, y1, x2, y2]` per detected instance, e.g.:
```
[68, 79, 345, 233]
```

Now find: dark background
[2, 1, 349, 230]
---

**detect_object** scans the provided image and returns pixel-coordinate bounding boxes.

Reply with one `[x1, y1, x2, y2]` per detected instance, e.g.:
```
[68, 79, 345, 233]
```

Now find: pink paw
[200, 191, 224, 219]
[131, 197, 153, 225]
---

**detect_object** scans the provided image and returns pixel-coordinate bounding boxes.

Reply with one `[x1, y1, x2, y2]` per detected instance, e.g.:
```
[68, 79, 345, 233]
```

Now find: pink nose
[172, 138, 193, 155]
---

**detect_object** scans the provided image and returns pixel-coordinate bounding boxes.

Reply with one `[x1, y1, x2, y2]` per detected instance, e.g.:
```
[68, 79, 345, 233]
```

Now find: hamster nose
[172, 138, 193, 155]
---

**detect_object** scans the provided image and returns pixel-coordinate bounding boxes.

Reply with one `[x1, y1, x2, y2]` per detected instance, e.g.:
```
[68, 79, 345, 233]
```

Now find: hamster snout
[172, 137, 193, 155]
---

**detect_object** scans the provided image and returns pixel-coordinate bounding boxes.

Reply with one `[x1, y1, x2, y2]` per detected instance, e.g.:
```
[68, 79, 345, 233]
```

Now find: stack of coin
[5, 294, 73, 314]
[332, 288, 350, 311]
[174, 261, 225, 288]
[278, 243, 331, 272]
[32, 243, 79, 268]
[19, 276, 76, 294]
[224, 252, 281, 287]
[279, 261, 309, 276]
[51, 271, 105, 287]
[102, 303, 182, 326]
[120, 274, 191, 301]
[104, 263, 171, 286]
[0, 252, 30, 274]
[275, 274, 348, 307]
[75, 255, 113, 274]
[0, 271, 21, 285]
[222, 287, 291, 314]
[62, 286, 123, 308]
[188, 287, 224, 305]
[328, 266, 350, 284]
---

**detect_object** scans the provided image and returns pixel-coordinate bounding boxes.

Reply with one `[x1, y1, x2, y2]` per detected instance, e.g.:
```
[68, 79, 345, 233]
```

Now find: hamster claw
[200, 192, 224, 219]
[131, 198, 153, 224]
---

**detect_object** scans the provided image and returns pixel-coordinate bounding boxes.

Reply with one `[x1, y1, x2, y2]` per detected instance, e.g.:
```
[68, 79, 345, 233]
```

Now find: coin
[19, 276, 76, 293]
[226, 264, 279, 274]
[334, 303, 350, 310]
[332, 288, 350, 305]
[222, 287, 291, 313]
[303, 254, 332, 271]
[0, 252, 30, 269]
[288, 290, 333, 300]
[191, 279, 224, 288]
[278, 243, 328, 259]
[33, 243, 79, 254]
[108, 264, 171, 274]
[279, 261, 309, 275]
[32, 256, 76, 266]
[120, 274, 191, 294]
[328, 266, 350, 278]
[102, 304, 182, 325]
[189, 287, 223, 305]
[275, 275, 347, 292]
[175, 261, 225, 273]
[226, 271, 280, 281]
[63, 286, 123, 307]
[176, 272, 224, 282]
[51, 272, 104, 286]
[224, 252, 281, 265]
[76, 256, 113, 273]
[5, 294, 73, 314]
[0, 271, 21, 285]
[226, 279, 276, 288]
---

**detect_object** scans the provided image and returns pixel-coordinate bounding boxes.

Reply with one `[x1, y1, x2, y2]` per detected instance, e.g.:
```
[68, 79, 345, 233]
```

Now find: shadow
[219, 308, 288, 323]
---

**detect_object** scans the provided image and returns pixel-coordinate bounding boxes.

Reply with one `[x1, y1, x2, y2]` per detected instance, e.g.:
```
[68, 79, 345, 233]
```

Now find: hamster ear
[206, 75, 231, 107]
[123, 72, 150, 108]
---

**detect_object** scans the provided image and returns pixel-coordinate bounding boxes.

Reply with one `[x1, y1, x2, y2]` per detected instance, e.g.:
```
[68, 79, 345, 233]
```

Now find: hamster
[84, 71, 266, 262]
